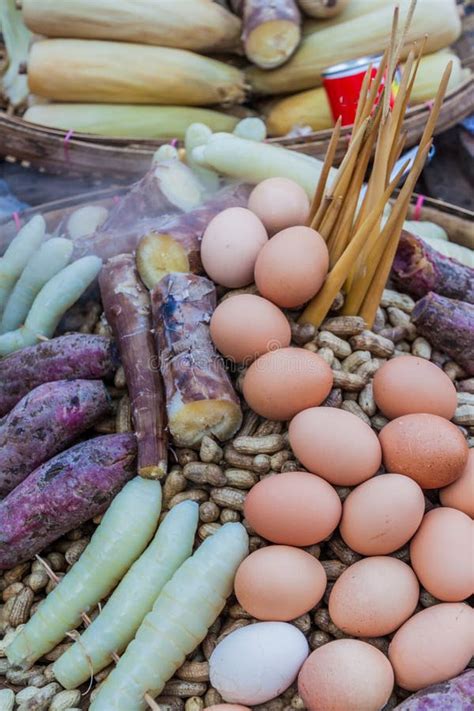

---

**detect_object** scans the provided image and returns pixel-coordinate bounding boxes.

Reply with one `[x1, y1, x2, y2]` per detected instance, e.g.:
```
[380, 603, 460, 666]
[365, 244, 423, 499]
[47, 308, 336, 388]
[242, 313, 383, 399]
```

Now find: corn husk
[22, 104, 239, 139]
[28, 39, 247, 106]
[22, 0, 241, 53]
[248, 0, 462, 96]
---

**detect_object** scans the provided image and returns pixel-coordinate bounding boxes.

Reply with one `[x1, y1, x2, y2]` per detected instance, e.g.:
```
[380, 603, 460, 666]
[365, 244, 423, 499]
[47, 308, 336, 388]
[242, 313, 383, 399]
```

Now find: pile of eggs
[199, 178, 473, 711]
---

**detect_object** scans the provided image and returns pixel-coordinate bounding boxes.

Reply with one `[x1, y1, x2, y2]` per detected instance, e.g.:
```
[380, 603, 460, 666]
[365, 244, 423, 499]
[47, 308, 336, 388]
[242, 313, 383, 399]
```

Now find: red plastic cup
[322, 55, 400, 126]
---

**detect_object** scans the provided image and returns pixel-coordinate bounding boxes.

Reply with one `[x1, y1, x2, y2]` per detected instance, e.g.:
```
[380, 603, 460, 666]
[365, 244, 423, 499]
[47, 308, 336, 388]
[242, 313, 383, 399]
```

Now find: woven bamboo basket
[0, 186, 472, 255]
[0, 11, 473, 179]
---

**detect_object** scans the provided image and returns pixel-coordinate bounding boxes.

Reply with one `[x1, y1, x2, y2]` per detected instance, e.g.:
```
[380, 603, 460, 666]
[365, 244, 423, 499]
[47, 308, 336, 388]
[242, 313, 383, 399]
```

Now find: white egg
[209, 621, 309, 704]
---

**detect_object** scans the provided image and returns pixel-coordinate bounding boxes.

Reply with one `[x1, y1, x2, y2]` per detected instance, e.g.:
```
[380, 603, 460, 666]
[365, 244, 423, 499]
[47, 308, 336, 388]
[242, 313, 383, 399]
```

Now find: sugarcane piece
[0, 0, 31, 106]
[135, 183, 252, 289]
[28, 40, 247, 106]
[22, 0, 241, 53]
[185, 124, 220, 194]
[5, 476, 161, 665]
[1, 238, 73, 333]
[99, 255, 167, 479]
[247, 0, 461, 95]
[0, 379, 110, 498]
[0, 215, 45, 315]
[233, 117, 267, 141]
[53, 501, 199, 690]
[0, 256, 102, 356]
[230, 0, 301, 69]
[0, 435, 138, 572]
[0, 334, 119, 417]
[151, 273, 242, 447]
[23, 104, 239, 139]
[192, 133, 333, 197]
[411, 293, 474, 376]
[391, 230, 474, 304]
[71, 161, 206, 260]
[298, 0, 349, 18]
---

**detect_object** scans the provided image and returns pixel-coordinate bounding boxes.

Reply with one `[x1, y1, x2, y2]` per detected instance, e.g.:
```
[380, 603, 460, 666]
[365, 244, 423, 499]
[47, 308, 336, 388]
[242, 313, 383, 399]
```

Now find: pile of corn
[0, 0, 467, 138]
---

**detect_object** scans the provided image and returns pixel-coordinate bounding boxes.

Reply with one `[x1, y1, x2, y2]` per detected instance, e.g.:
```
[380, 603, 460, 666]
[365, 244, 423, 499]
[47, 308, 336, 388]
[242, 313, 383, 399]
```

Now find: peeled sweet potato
[0, 379, 110, 498]
[0, 433, 137, 569]
[394, 670, 474, 710]
[0, 334, 118, 417]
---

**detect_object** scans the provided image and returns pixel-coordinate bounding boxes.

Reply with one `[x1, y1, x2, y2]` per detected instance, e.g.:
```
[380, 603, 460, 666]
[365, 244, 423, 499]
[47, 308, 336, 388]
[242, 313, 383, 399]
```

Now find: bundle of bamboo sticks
[299, 0, 452, 329]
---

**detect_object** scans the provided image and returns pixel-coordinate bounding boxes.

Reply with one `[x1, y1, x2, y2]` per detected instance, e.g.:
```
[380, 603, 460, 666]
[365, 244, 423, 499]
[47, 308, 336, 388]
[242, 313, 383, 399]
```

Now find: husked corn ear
[22, 0, 242, 53]
[248, 0, 462, 96]
[22, 104, 239, 139]
[28, 40, 247, 106]
[302, 0, 389, 33]
[264, 50, 467, 136]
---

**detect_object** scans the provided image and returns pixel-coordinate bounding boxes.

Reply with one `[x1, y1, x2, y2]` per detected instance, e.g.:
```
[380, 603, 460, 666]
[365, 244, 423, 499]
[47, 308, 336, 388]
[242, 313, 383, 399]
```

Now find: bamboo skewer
[299, 0, 451, 329]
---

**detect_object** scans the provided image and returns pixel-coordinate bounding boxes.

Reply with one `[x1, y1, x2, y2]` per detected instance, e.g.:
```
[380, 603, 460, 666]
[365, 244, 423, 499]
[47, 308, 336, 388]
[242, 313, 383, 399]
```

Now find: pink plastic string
[413, 194, 425, 221]
[63, 129, 74, 162]
[170, 138, 178, 147]
[112, 195, 121, 205]
[12, 211, 21, 230]
[425, 99, 435, 111]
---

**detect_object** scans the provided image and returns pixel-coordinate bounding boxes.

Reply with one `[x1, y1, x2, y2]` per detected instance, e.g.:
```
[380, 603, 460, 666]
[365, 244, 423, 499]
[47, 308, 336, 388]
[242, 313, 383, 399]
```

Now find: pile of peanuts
[0, 287, 472, 711]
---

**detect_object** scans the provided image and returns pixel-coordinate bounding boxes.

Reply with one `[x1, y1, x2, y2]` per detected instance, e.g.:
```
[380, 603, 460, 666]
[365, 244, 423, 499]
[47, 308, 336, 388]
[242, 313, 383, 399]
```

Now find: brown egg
[234, 545, 327, 621]
[210, 294, 291, 364]
[379, 413, 469, 489]
[244, 472, 342, 546]
[388, 603, 474, 690]
[201, 207, 268, 288]
[410, 507, 473, 601]
[340, 473, 425, 555]
[248, 177, 310, 235]
[329, 557, 419, 637]
[242, 348, 333, 420]
[298, 640, 394, 711]
[373, 355, 457, 420]
[254, 226, 329, 308]
[289, 407, 382, 486]
[440, 448, 474, 517]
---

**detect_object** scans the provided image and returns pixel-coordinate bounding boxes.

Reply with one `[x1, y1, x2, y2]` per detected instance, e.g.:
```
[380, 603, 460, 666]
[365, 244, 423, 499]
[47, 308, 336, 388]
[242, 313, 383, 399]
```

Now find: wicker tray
[0, 187, 472, 256]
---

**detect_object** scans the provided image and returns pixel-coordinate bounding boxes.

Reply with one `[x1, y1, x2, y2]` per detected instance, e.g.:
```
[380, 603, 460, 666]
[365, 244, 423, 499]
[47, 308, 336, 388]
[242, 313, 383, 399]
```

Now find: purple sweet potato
[392, 230, 474, 303]
[0, 433, 136, 569]
[0, 333, 119, 417]
[412, 292, 474, 376]
[394, 670, 474, 710]
[0, 379, 110, 498]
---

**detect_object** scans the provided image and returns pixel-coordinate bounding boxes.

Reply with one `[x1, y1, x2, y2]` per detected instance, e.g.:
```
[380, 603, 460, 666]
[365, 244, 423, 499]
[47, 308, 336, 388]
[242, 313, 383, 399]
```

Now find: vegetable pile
[0, 0, 470, 139]
[0, 7, 473, 709]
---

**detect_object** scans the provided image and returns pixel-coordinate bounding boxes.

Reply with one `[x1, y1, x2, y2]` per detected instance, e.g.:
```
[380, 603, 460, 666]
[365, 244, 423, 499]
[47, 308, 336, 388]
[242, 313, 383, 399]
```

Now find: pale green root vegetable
[22, 104, 239, 139]
[7, 477, 162, 669]
[152, 144, 180, 163]
[185, 123, 220, 193]
[1, 238, 73, 333]
[403, 220, 449, 241]
[0, 215, 46, 315]
[66, 205, 109, 239]
[233, 117, 267, 142]
[420, 236, 474, 269]
[0, 256, 102, 356]
[53, 501, 199, 689]
[90, 522, 249, 711]
[191, 133, 333, 197]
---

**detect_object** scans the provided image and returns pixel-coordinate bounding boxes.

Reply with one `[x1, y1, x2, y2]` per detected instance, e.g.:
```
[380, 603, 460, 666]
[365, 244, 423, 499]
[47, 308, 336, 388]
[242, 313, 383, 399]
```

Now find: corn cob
[23, 104, 239, 139]
[21, 0, 241, 53]
[264, 50, 466, 136]
[28, 40, 247, 106]
[247, 0, 461, 96]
